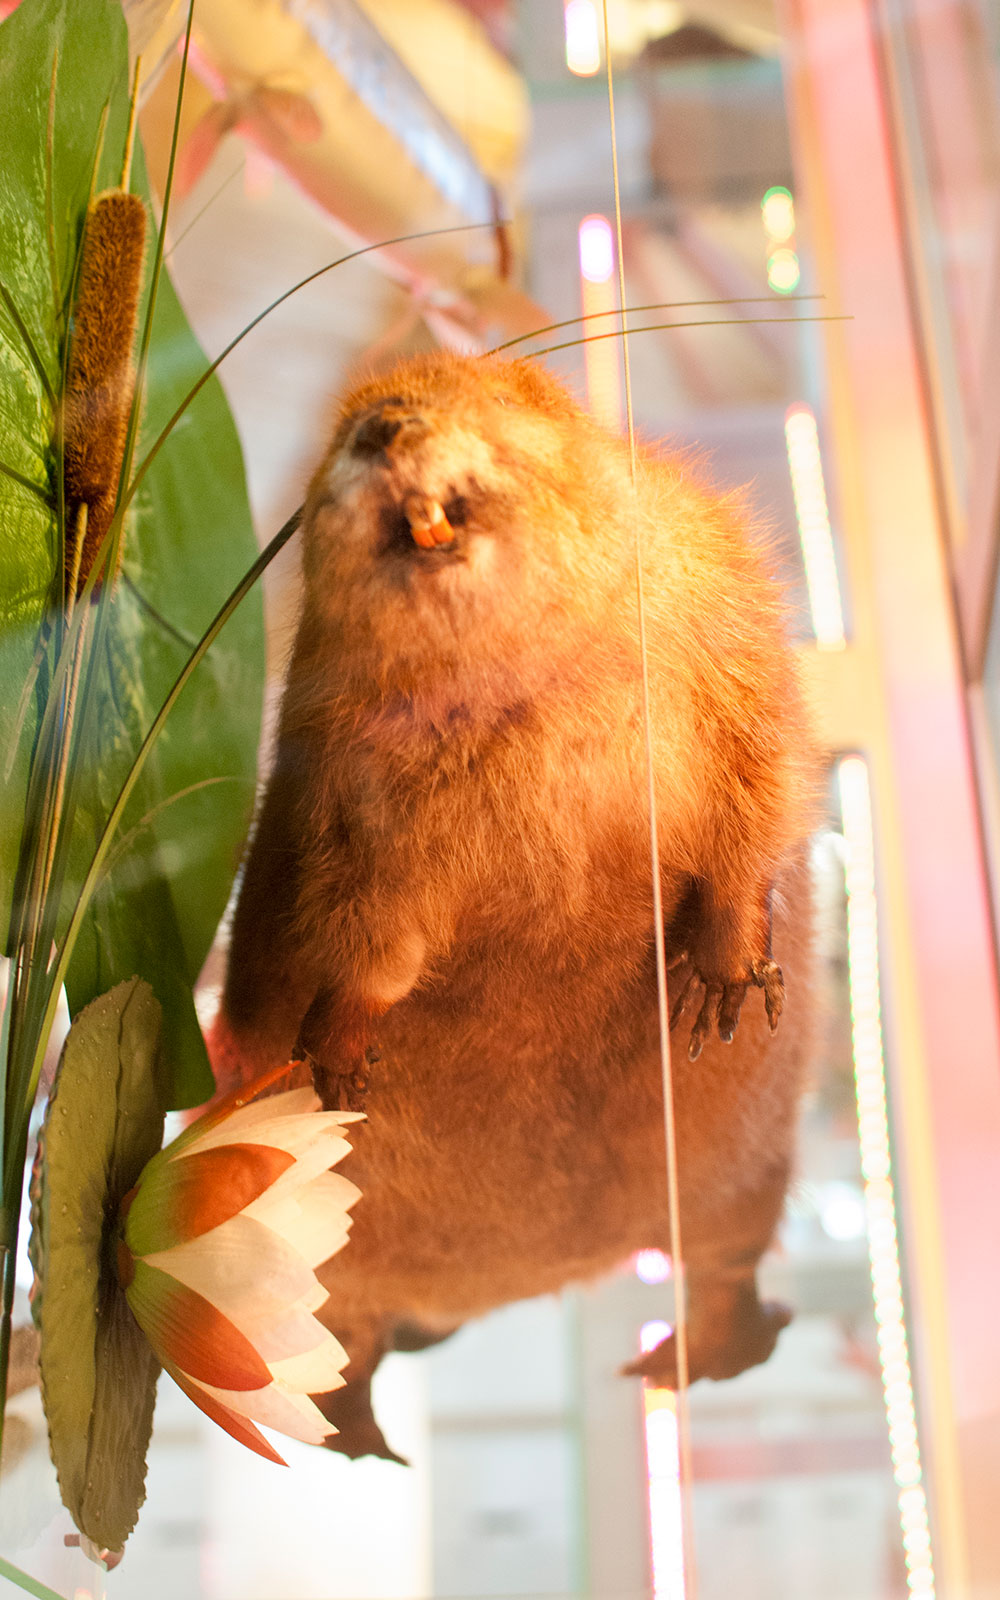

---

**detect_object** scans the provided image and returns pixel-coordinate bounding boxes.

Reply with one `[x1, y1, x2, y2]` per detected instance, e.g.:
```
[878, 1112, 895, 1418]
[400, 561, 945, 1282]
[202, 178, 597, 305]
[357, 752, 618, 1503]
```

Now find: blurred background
[4, 0, 1000, 1595]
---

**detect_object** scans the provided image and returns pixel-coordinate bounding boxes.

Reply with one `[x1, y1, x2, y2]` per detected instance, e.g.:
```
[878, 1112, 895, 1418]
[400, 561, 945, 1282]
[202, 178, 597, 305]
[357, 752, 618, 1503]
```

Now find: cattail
[62, 186, 147, 600]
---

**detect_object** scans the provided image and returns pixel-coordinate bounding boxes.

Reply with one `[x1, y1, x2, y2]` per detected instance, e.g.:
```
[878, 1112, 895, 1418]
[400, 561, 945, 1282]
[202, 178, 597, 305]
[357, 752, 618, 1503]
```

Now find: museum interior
[1, 0, 1000, 1597]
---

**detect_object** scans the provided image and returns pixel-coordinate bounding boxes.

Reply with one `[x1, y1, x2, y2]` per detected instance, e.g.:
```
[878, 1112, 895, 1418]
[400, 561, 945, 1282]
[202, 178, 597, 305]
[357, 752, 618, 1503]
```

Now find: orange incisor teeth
[403, 492, 454, 549]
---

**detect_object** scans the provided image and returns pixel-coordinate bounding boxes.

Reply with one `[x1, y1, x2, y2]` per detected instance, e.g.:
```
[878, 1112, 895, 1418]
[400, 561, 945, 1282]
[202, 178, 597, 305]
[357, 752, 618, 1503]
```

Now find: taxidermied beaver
[214, 351, 815, 1461]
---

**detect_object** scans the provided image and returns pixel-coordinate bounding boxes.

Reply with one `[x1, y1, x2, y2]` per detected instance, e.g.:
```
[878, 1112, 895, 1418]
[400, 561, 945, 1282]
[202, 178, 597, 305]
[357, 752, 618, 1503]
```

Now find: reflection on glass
[784, 404, 846, 651]
[640, 1319, 685, 1600]
[838, 758, 934, 1599]
[565, 0, 602, 77]
[0, 2, 938, 1596]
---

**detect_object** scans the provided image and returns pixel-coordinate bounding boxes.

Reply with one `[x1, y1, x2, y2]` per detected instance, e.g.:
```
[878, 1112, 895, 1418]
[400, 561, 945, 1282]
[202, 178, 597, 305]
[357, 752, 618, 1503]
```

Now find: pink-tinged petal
[164, 1362, 288, 1466]
[126, 1143, 295, 1253]
[239, 1304, 335, 1365]
[142, 1213, 318, 1325]
[267, 1331, 349, 1394]
[197, 1380, 334, 1446]
[126, 1260, 272, 1391]
[244, 1170, 360, 1264]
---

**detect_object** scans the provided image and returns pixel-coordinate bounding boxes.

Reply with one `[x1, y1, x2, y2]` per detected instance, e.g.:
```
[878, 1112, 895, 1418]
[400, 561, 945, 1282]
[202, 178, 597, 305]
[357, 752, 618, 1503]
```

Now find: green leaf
[63, 158, 264, 1107]
[0, 0, 266, 1108]
[0, 1555, 68, 1600]
[30, 978, 166, 1555]
[0, 0, 130, 938]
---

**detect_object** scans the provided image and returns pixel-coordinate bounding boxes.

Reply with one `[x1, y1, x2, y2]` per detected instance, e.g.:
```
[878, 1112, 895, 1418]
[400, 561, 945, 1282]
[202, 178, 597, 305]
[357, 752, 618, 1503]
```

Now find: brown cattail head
[62, 187, 147, 599]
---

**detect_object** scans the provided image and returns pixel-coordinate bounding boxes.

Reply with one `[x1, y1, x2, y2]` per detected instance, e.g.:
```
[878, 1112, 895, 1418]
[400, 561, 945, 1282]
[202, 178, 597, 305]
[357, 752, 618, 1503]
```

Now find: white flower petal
[299, 1280, 328, 1316]
[143, 1212, 317, 1320]
[178, 1085, 362, 1155]
[231, 1086, 321, 1122]
[194, 1379, 335, 1446]
[185, 1111, 358, 1169]
[242, 1134, 356, 1217]
[175, 1088, 321, 1158]
[246, 1172, 360, 1267]
[268, 1328, 349, 1394]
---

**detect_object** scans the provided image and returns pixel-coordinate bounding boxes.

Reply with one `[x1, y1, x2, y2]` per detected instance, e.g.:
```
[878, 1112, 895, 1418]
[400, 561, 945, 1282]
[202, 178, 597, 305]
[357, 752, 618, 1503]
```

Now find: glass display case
[1, 1, 998, 1597]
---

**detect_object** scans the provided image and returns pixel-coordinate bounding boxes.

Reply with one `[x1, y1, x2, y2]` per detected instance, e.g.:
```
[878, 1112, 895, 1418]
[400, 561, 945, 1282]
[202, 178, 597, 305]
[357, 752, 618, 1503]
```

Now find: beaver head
[299, 353, 637, 699]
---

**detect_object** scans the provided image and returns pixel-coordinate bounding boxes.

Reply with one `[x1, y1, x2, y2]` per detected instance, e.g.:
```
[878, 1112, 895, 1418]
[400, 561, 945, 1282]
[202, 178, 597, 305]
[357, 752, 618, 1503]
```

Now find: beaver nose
[352, 402, 426, 459]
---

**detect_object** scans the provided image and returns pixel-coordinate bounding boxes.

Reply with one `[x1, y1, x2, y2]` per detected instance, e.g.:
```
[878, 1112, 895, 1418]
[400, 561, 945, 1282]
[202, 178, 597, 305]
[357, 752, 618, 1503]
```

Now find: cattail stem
[34, 614, 88, 927]
[120, 56, 141, 191]
[23, 611, 89, 983]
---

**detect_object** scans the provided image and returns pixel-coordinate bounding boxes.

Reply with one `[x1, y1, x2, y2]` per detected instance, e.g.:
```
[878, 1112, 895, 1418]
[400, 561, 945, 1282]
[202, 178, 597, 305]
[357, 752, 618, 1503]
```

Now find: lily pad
[30, 977, 167, 1554]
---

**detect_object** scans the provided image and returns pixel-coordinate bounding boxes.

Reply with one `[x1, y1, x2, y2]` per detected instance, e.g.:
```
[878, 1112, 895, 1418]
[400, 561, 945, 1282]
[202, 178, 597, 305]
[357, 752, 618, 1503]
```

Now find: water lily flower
[115, 1066, 362, 1465]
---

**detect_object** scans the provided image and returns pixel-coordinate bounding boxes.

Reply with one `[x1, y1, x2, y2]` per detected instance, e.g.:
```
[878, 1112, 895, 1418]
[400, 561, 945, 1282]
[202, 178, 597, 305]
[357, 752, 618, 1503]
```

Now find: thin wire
[165, 159, 247, 260]
[528, 312, 848, 361]
[487, 295, 825, 355]
[600, 6, 699, 1595]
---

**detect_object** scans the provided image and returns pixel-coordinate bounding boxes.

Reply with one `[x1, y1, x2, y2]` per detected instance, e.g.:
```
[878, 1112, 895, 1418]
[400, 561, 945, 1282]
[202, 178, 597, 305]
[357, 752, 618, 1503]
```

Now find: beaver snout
[352, 399, 429, 460]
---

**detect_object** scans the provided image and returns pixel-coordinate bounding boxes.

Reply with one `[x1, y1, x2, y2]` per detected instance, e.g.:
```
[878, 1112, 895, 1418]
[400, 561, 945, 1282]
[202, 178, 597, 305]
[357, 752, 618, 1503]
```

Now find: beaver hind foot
[314, 1316, 464, 1463]
[622, 1282, 792, 1386]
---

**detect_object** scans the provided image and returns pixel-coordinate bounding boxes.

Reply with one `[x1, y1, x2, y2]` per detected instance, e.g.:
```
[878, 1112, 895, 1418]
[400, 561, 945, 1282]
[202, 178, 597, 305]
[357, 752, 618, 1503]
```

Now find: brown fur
[216, 351, 816, 1459]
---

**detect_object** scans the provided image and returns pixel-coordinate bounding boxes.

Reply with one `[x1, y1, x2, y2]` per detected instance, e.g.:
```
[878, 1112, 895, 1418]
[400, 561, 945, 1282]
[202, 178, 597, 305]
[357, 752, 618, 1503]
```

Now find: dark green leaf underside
[31, 978, 167, 1552]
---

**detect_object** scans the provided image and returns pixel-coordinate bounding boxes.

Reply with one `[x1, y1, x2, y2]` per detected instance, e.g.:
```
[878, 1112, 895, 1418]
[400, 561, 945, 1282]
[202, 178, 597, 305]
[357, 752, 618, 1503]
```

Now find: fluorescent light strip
[579, 215, 623, 431]
[838, 757, 936, 1599]
[640, 1321, 686, 1599]
[565, 0, 601, 75]
[784, 404, 847, 650]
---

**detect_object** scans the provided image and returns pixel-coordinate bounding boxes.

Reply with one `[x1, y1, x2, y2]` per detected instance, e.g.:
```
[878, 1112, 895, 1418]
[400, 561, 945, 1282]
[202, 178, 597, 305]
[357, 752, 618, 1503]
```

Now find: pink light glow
[636, 1248, 672, 1284]
[579, 214, 615, 283]
[578, 215, 622, 430]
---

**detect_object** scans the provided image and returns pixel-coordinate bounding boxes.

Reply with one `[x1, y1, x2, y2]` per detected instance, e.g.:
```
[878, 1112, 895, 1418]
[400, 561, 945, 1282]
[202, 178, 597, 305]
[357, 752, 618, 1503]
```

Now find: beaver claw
[670, 959, 785, 1060]
[751, 958, 784, 1031]
[670, 975, 726, 1061]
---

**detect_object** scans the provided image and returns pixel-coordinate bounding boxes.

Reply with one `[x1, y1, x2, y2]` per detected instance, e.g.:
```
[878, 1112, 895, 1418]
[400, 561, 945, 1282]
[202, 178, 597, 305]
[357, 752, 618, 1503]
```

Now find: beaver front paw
[669, 958, 784, 1061]
[295, 988, 382, 1110]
